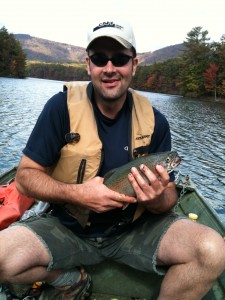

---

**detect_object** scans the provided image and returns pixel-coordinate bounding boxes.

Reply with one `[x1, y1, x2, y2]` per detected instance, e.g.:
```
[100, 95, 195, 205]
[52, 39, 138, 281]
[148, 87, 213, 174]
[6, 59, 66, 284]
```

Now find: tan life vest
[51, 82, 155, 227]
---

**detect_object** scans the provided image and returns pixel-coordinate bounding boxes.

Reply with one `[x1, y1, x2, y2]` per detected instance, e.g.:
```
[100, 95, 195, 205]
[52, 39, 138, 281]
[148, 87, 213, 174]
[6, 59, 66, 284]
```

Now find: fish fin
[103, 168, 117, 182]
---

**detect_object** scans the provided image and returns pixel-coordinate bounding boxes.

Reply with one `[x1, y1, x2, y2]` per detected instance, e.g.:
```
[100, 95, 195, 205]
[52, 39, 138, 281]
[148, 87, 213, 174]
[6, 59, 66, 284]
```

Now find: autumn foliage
[204, 64, 219, 92]
[132, 27, 225, 99]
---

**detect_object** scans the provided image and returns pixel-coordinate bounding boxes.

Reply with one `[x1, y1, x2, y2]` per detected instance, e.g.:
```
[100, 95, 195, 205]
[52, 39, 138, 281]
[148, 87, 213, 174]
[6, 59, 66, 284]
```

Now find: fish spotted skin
[103, 151, 181, 196]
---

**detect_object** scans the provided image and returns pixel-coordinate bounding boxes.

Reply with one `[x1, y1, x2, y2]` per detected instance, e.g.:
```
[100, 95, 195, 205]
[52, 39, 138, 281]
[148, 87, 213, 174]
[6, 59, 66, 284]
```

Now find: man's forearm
[15, 167, 76, 204]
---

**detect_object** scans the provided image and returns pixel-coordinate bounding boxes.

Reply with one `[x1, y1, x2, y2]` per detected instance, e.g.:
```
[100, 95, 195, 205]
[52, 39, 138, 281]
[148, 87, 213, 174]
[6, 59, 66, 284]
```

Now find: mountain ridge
[15, 34, 185, 65]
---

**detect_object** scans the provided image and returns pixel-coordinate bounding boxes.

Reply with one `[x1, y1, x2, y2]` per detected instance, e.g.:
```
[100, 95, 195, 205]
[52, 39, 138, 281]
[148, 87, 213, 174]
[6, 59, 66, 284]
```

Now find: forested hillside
[15, 34, 184, 65]
[15, 34, 86, 63]
[138, 44, 185, 65]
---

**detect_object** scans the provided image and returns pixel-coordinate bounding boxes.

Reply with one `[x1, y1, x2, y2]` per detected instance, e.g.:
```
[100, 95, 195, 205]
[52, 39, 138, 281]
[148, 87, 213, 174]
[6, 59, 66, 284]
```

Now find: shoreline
[192, 96, 225, 104]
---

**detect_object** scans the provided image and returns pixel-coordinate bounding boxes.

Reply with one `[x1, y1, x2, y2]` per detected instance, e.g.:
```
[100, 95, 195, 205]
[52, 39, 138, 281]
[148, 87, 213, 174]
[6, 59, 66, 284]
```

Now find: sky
[1, 0, 225, 53]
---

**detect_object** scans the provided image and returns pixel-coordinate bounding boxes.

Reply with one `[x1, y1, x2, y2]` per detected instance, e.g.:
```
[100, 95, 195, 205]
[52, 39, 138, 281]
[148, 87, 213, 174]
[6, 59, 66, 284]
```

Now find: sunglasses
[89, 53, 133, 67]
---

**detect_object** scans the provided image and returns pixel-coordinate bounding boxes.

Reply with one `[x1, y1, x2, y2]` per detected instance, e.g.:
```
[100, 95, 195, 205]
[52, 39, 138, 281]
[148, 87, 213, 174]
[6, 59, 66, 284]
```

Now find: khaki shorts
[14, 211, 185, 275]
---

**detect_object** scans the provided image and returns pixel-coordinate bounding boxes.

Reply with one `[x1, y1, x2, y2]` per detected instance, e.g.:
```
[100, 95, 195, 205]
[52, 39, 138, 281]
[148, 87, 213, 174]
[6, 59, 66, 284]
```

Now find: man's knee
[196, 227, 225, 273]
[158, 219, 225, 269]
[0, 225, 50, 282]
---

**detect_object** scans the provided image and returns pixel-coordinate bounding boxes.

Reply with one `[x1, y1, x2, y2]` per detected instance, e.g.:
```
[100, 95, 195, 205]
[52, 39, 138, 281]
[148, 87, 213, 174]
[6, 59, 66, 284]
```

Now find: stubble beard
[94, 79, 131, 105]
[100, 89, 126, 104]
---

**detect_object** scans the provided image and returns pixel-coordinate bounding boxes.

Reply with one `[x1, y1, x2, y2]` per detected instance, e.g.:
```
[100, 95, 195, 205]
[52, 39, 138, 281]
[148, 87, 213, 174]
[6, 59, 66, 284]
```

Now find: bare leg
[157, 219, 225, 300]
[0, 225, 60, 284]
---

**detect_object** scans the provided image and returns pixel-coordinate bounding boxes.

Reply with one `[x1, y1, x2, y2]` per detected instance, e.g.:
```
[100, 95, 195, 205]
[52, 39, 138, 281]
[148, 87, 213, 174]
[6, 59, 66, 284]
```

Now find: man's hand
[128, 164, 177, 213]
[74, 176, 137, 213]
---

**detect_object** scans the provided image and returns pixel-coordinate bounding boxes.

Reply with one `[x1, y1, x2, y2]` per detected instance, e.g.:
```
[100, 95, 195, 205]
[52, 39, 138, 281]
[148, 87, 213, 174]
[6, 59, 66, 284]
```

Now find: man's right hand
[71, 176, 137, 213]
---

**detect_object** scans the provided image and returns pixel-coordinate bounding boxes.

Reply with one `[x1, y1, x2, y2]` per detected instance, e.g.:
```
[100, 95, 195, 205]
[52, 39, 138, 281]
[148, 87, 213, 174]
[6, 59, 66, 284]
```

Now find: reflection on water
[0, 78, 225, 222]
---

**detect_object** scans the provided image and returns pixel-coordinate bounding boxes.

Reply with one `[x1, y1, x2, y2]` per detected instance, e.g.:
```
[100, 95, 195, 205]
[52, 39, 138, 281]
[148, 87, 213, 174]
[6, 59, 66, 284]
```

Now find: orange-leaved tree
[203, 64, 219, 100]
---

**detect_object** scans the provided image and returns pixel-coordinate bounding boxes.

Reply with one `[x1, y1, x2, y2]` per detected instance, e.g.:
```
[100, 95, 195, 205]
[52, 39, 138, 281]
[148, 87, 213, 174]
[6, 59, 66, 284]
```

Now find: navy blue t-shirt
[23, 83, 172, 237]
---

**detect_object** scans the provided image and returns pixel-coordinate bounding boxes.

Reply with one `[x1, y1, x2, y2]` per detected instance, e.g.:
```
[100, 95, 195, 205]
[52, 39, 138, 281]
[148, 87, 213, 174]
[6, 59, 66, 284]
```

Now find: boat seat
[86, 260, 162, 299]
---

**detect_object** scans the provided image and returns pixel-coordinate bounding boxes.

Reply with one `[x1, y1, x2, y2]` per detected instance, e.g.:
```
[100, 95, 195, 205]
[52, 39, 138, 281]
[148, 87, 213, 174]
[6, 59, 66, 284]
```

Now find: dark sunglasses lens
[112, 55, 131, 66]
[90, 54, 108, 67]
[90, 54, 132, 67]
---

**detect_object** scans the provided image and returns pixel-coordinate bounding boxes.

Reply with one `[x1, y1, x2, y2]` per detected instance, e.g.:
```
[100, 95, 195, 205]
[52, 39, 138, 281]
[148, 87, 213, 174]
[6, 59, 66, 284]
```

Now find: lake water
[0, 77, 225, 223]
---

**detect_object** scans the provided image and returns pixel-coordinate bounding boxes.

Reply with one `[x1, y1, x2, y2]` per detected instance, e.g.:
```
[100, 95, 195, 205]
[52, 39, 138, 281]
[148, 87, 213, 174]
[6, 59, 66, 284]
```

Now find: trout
[104, 151, 181, 196]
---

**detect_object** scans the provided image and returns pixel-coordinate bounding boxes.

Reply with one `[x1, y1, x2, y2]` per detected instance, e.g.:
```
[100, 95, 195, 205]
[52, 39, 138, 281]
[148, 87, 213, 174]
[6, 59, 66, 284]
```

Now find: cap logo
[93, 21, 123, 32]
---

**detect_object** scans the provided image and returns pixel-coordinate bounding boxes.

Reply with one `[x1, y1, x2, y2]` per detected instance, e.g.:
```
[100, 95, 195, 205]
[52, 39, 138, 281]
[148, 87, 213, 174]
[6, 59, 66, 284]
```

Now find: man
[0, 19, 225, 300]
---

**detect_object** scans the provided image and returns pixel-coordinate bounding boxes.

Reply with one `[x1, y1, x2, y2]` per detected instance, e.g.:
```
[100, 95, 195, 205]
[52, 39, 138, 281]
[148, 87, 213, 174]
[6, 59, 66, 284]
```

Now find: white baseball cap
[86, 19, 136, 55]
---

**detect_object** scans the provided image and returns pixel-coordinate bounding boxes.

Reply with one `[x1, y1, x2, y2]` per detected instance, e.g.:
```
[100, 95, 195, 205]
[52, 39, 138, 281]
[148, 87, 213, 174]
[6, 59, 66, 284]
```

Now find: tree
[213, 35, 225, 97]
[180, 27, 212, 97]
[221, 80, 225, 96]
[0, 26, 26, 78]
[203, 64, 219, 100]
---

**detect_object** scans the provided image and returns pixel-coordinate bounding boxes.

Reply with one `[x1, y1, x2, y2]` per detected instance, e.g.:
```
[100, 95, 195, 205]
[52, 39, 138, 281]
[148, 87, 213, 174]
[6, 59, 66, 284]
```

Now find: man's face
[86, 37, 138, 104]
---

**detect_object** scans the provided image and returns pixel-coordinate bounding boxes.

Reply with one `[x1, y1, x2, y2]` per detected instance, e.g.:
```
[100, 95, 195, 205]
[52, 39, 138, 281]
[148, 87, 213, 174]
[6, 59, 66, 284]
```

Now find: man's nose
[103, 60, 116, 72]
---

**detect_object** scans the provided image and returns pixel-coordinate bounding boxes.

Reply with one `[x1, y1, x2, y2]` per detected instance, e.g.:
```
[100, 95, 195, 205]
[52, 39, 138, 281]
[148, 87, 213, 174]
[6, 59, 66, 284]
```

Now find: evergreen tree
[180, 27, 212, 97]
[0, 26, 26, 78]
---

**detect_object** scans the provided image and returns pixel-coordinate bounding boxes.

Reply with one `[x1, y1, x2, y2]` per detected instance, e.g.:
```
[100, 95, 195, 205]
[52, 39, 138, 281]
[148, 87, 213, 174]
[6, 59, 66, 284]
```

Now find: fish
[103, 151, 181, 196]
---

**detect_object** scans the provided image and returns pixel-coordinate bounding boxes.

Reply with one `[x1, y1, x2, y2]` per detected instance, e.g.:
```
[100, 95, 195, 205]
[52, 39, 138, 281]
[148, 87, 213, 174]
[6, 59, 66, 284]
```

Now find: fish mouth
[168, 156, 181, 173]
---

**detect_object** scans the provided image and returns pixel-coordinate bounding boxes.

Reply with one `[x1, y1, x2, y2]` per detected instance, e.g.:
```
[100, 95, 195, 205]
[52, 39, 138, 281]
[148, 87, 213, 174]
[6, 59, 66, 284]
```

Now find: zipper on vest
[76, 159, 86, 184]
[96, 150, 104, 175]
[128, 110, 133, 161]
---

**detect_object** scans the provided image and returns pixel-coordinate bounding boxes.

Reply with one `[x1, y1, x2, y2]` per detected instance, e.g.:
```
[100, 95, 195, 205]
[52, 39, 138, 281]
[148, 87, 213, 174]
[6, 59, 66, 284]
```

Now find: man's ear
[132, 58, 139, 76]
[86, 57, 91, 76]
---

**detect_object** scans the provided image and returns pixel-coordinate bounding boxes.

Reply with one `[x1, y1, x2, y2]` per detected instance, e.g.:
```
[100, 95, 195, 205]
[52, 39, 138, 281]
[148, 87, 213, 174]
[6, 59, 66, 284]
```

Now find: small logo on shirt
[124, 146, 129, 151]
